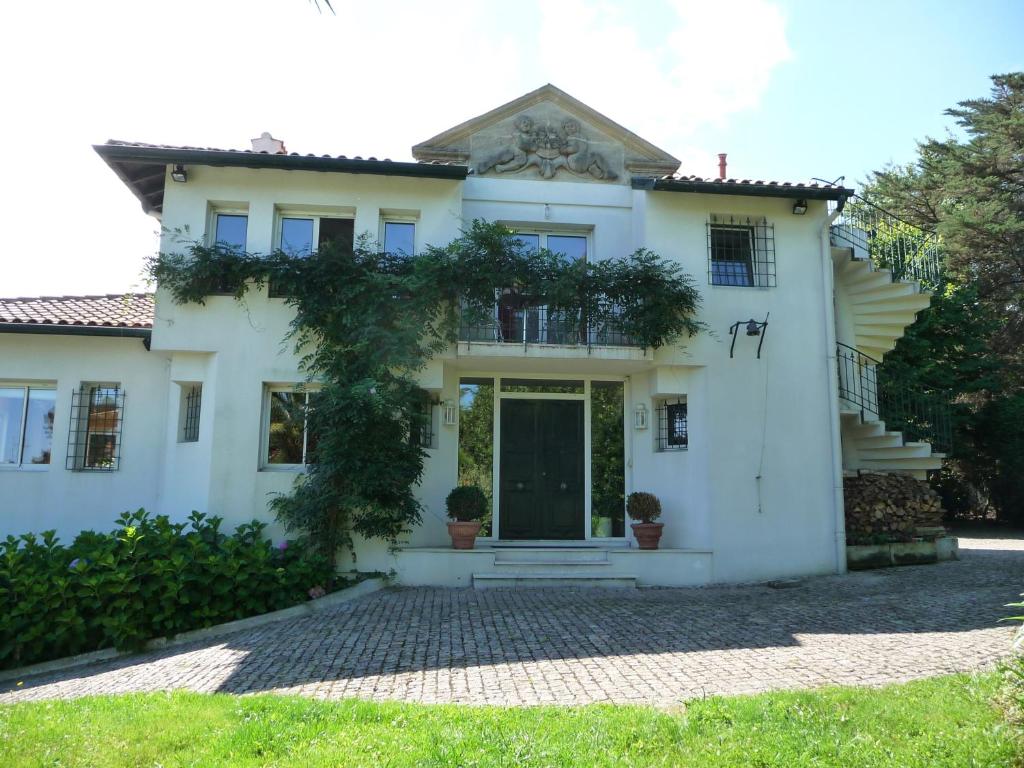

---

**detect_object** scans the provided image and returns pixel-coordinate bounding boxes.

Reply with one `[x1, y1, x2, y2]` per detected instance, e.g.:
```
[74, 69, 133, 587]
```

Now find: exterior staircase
[831, 195, 950, 478]
[472, 547, 637, 588]
[832, 250, 931, 361]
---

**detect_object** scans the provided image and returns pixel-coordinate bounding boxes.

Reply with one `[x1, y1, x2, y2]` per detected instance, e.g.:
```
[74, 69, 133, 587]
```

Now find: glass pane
[383, 221, 415, 255]
[22, 389, 55, 465]
[667, 402, 688, 448]
[0, 388, 25, 465]
[500, 379, 584, 394]
[267, 391, 305, 464]
[318, 218, 354, 252]
[281, 218, 314, 257]
[514, 233, 540, 253]
[591, 381, 625, 537]
[85, 387, 120, 469]
[710, 226, 753, 286]
[214, 214, 248, 252]
[547, 235, 587, 261]
[458, 378, 494, 536]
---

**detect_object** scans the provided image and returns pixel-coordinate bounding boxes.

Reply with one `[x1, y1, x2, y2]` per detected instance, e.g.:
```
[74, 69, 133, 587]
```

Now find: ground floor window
[591, 381, 625, 537]
[67, 384, 124, 471]
[0, 385, 55, 468]
[262, 387, 317, 468]
[458, 378, 494, 535]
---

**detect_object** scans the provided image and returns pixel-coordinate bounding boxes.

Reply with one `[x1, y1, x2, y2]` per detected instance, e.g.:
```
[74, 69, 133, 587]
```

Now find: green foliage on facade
[863, 73, 1024, 522]
[0, 510, 334, 670]
[150, 221, 704, 557]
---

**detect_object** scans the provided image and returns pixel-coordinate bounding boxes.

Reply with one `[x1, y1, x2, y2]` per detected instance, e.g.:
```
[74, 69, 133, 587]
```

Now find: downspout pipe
[821, 201, 848, 573]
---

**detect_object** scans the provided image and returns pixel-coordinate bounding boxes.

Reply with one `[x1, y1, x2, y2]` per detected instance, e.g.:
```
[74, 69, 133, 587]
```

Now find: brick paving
[2, 535, 1021, 707]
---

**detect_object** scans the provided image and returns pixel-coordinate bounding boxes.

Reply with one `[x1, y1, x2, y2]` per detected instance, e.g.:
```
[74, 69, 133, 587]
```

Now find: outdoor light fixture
[170, 164, 188, 183]
[442, 399, 457, 427]
[634, 403, 649, 430]
[792, 199, 808, 215]
[729, 314, 770, 358]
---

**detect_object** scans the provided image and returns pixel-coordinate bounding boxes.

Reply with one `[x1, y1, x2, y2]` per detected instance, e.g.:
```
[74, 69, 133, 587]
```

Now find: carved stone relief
[474, 113, 619, 181]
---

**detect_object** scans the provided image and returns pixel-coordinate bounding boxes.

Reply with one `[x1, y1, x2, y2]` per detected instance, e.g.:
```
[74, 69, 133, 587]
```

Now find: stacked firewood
[844, 473, 945, 543]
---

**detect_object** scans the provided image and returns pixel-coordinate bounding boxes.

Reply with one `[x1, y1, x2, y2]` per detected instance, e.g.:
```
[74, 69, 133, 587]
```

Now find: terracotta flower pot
[447, 520, 482, 550]
[631, 522, 664, 550]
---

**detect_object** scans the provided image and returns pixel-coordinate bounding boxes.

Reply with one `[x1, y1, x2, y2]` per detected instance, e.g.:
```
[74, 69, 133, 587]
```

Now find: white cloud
[0, 0, 791, 296]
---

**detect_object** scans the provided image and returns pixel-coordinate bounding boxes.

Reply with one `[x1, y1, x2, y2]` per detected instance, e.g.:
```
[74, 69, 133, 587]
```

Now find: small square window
[383, 221, 415, 255]
[213, 213, 248, 253]
[708, 215, 776, 287]
[655, 397, 687, 452]
[67, 385, 124, 471]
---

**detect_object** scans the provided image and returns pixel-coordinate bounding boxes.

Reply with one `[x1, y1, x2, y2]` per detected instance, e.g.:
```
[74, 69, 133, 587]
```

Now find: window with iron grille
[66, 385, 124, 471]
[707, 214, 776, 287]
[655, 397, 687, 451]
[179, 384, 202, 443]
[411, 397, 438, 450]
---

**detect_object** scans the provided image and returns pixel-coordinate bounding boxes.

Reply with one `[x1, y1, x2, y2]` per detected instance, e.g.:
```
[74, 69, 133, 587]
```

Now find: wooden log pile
[844, 473, 945, 544]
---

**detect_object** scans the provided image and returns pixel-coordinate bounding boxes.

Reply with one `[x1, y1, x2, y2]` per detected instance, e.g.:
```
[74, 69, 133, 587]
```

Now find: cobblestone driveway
[3, 535, 1021, 707]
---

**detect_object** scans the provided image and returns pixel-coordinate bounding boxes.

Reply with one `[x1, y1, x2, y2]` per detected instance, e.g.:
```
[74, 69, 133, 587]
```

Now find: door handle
[559, 481, 567, 491]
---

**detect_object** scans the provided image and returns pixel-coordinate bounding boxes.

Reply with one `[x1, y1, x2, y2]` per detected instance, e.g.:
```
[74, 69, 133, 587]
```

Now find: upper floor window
[278, 214, 354, 257]
[383, 220, 416, 256]
[213, 213, 248, 253]
[707, 214, 776, 287]
[67, 384, 124, 471]
[514, 232, 588, 261]
[0, 385, 55, 469]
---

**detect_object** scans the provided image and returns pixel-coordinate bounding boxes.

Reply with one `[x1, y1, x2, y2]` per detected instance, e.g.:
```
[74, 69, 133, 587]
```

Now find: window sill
[0, 465, 50, 472]
[259, 465, 308, 473]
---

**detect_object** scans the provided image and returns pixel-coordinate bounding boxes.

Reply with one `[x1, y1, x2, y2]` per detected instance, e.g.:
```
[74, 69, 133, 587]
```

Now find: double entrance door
[498, 398, 585, 540]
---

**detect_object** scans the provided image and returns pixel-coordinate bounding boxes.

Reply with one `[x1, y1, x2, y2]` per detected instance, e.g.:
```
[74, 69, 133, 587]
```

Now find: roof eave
[644, 177, 855, 202]
[0, 322, 152, 342]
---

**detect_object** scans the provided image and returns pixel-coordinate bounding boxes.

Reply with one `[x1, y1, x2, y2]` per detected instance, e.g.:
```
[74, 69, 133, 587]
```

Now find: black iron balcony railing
[836, 342, 952, 455]
[829, 194, 944, 289]
[459, 291, 639, 348]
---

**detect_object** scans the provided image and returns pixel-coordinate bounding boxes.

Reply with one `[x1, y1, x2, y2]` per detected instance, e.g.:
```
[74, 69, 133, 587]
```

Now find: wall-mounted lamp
[729, 313, 770, 358]
[170, 164, 188, 183]
[792, 199, 808, 215]
[442, 400, 457, 427]
[634, 403, 649, 430]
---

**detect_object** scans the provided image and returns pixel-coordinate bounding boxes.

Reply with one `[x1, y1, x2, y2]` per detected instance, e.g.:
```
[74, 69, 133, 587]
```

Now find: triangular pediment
[412, 84, 680, 183]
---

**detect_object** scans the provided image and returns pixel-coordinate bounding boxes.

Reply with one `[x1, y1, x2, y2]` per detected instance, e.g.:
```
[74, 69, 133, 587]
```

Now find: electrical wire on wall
[756, 347, 770, 515]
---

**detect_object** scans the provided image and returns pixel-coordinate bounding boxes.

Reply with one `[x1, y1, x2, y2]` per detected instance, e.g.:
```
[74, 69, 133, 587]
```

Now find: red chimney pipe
[718, 153, 728, 180]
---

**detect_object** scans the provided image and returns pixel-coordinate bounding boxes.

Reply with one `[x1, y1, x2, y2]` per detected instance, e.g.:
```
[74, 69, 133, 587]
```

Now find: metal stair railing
[829, 194, 944, 289]
[836, 342, 952, 455]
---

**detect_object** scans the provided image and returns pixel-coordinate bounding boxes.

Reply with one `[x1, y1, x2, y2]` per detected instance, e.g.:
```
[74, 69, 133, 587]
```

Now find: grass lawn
[1, 673, 1019, 767]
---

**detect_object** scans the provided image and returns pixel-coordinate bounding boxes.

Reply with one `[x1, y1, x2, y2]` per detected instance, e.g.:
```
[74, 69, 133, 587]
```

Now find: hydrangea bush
[0, 509, 335, 669]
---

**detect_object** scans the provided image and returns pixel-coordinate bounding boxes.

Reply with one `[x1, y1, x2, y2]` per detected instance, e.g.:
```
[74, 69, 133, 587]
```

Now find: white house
[0, 85, 942, 587]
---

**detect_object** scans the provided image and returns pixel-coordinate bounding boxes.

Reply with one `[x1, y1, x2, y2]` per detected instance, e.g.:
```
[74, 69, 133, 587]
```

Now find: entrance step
[472, 572, 637, 589]
[492, 547, 609, 564]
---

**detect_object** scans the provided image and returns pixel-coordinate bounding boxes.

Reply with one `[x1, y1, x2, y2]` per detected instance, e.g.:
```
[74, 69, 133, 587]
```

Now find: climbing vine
[149, 221, 704, 563]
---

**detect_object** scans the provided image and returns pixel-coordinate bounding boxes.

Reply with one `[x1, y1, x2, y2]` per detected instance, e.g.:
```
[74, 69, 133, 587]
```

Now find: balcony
[455, 290, 650, 369]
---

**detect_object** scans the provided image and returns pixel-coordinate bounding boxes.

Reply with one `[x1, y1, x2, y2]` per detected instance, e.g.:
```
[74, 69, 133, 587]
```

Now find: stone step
[491, 561, 614, 574]
[472, 572, 636, 589]
[493, 547, 609, 564]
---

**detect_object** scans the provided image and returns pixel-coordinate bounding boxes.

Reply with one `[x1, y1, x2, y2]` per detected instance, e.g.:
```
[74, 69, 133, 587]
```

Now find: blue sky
[1, 0, 1020, 296]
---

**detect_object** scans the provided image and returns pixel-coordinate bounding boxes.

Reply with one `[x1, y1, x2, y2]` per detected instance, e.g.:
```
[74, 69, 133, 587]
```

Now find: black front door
[499, 399, 585, 540]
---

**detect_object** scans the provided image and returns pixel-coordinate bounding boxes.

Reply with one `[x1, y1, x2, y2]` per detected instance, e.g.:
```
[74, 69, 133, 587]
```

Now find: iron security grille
[66, 386, 124, 471]
[656, 398, 688, 451]
[708, 215, 776, 287]
[182, 385, 201, 442]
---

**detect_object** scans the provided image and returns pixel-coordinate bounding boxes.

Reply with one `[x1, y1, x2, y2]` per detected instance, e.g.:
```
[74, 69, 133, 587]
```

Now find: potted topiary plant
[627, 491, 664, 549]
[445, 485, 488, 549]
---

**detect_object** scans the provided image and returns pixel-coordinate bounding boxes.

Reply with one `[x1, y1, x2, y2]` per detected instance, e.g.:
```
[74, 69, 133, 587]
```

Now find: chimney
[718, 153, 728, 180]
[251, 132, 286, 154]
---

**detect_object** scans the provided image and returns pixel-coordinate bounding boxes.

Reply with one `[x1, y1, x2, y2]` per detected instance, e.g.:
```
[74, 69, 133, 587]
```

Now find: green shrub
[626, 492, 662, 523]
[445, 486, 488, 522]
[0, 509, 336, 670]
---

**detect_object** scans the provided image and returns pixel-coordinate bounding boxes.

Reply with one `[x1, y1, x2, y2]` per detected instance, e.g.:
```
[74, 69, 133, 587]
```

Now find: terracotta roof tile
[0, 294, 154, 329]
[660, 173, 847, 190]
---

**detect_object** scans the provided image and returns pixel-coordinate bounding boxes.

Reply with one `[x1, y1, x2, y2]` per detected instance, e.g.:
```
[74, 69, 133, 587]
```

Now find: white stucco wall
[1, 161, 845, 585]
[0, 334, 169, 541]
